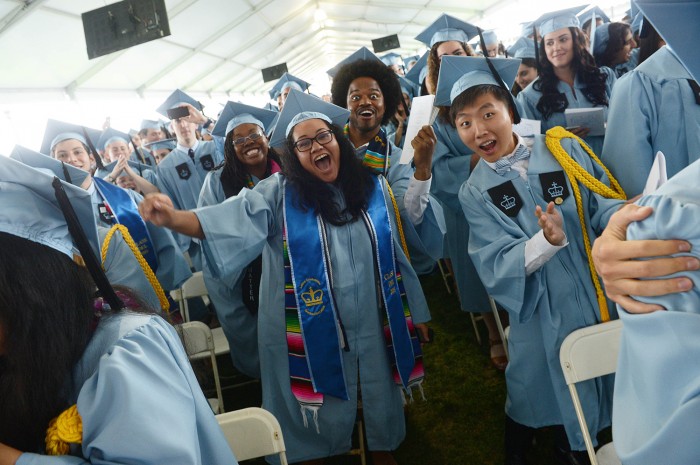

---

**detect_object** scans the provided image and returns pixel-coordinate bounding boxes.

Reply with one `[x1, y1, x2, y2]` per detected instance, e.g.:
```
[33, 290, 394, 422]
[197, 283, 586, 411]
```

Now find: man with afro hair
[330, 57, 445, 276]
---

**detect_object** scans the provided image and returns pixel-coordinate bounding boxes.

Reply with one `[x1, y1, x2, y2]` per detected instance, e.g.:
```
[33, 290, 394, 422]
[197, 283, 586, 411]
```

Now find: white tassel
[299, 404, 322, 434]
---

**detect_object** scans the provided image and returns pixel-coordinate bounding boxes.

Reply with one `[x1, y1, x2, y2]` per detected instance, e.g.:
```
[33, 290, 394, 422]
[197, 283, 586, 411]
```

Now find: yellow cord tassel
[545, 126, 626, 322]
[46, 405, 82, 455]
[385, 179, 411, 262]
[101, 224, 171, 315]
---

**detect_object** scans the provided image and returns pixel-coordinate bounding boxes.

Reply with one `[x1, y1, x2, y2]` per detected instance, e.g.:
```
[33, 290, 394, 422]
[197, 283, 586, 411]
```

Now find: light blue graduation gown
[196, 173, 431, 463]
[601, 46, 700, 197]
[94, 166, 159, 189]
[431, 119, 492, 312]
[16, 314, 237, 465]
[156, 141, 224, 270]
[91, 183, 192, 296]
[612, 48, 639, 78]
[460, 135, 624, 450]
[198, 167, 260, 378]
[613, 160, 700, 465]
[517, 67, 617, 156]
[384, 120, 406, 148]
[358, 140, 446, 275]
[129, 147, 157, 167]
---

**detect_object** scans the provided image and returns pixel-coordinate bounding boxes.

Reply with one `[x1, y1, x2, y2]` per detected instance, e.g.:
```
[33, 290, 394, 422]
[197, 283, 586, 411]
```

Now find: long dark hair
[596, 22, 632, 68]
[284, 122, 374, 226]
[534, 27, 609, 120]
[511, 57, 538, 96]
[219, 130, 282, 198]
[0, 233, 95, 452]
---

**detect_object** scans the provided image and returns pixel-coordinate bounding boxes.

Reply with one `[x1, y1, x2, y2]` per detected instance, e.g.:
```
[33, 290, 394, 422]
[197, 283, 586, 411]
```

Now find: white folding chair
[489, 296, 509, 359]
[176, 321, 225, 414]
[560, 320, 623, 465]
[170, 271, 229, 356]
[216, 407, 288, 464]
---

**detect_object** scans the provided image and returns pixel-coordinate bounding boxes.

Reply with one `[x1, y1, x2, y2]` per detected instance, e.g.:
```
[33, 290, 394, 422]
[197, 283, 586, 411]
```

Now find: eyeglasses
[232, 132, 264, 146]
[293, 130, 334, 152]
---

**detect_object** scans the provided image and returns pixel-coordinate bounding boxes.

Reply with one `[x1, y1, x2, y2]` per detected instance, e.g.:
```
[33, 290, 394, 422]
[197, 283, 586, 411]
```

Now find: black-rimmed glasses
[293, 130, 334, 152]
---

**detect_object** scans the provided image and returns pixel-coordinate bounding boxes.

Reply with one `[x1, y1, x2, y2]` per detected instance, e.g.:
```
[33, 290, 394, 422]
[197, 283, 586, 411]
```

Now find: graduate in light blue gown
[592, 22, 637, 78]
[93, 128, 159, 192]
[134, 119, 165, 166]
[435, 55, 625, 462]
[154, 89, 224, 271]
[329, 48, 446, 275]
[0, 156, 236, 465]
[269, 72, 310, 111]
[613, 160, 700, 465]
[140, 93, 431, 465]
[517, 7, 617, 157]
[8, 145, 167, 312]
[197, 101, 281, 378]
[40, 123, 191, 313]
[601, 41, 700, 196]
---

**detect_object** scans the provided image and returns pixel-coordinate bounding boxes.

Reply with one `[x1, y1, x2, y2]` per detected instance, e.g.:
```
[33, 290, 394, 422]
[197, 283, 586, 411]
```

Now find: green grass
[213, 270, 586, 464]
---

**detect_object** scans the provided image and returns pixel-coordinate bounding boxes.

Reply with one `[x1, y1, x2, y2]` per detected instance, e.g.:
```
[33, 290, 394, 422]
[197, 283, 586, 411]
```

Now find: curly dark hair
[534, 27, 609, 120]
[218, 130, 282, 199]
[283, 121, 374, 226]
[595, 22, 632, 68]
[330, 59, 401, 126]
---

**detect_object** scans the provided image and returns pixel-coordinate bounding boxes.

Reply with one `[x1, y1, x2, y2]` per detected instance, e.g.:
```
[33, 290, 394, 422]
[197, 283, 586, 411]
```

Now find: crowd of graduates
[1, 0, 699, 464]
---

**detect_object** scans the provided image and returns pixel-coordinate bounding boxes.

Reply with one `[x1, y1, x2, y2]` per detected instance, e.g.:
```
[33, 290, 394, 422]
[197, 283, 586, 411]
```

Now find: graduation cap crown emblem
[501, 195, 517, 210]
[548, 182, 564, 197]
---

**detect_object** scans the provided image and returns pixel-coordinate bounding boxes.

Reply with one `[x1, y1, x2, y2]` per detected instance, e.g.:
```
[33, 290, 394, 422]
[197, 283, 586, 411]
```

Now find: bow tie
[493, 144, 530, 176]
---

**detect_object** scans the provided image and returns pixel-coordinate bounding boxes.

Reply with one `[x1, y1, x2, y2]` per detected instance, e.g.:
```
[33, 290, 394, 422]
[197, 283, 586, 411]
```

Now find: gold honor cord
[385, 180, 411, 262]
[101, 224, 171, 315]
[46, 405, 81, 455]
[544, 126, 626, 322]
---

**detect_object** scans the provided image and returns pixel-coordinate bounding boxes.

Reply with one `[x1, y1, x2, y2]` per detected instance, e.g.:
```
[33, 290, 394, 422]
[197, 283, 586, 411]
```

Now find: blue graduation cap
[507, 37, 533, 58]
[404, 54, 420, 67]
[0, 155, 99, 261]
[434, 56, 521, 106]
[143, 138, 176, 152]
[211, 101, 278, 138]
[482, 30, 499, 46]
[268, 73, 311, 100]
[592, 23, 612, 57]
[380, 52, 404, 67]
[40, 119, 102, 156]
[264, 102, 280, 112]
[398, 76, 420, 100]
[577, 5, 611, 26]
[156, 89, 202, 118]
[327, 47, 383, 78]
[631, 12, 643, 35]
[102, 159, 153, 178]
[520, 21, 535, 37]
[404, 51, 429, 86]
[535, 5, 588, 37]
[267, 89, 350, 149]
[97, 127, 132, 152]
[139, 119, 162, 131]
[415, 13, 480, 47]
[10, 145, 89, 187]
[635, 0, 700, 83]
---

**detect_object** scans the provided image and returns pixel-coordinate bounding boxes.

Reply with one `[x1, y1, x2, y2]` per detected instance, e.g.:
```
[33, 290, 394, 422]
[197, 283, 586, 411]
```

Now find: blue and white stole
[284, 175, 423, 429]
[93, 177, 158, 272]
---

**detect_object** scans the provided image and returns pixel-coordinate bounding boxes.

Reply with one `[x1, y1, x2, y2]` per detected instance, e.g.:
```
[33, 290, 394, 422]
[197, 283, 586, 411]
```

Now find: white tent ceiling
[0, 0, 513, 101]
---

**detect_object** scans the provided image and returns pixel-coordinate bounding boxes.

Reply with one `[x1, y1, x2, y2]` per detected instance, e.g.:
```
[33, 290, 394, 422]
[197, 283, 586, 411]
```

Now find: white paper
[513, 118, 541, 138]
[564, 107, 606, 137]
[642, 151, 668, 195]
[400, 95, 438, 164]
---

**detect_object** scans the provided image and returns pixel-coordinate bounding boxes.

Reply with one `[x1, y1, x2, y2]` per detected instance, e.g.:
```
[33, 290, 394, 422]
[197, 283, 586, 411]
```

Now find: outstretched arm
[139, 193, 204, 240]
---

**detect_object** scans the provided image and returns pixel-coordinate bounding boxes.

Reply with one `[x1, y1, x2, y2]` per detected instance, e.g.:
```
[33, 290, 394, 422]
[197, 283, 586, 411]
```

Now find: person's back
[601, 46, 700, 196]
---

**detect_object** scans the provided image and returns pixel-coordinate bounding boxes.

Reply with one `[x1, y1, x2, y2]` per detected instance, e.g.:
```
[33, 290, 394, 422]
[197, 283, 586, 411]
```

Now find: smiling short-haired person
[330, 49, 446, 275]
[437, 55, 626, 464]
[139, 93, 431, 465]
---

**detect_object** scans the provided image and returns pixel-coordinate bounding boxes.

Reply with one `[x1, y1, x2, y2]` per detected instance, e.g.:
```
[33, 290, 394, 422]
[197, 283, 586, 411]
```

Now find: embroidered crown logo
[301, 287, 324, 306]
[501, 195, 516, 210]
[548, 182, 564, 197]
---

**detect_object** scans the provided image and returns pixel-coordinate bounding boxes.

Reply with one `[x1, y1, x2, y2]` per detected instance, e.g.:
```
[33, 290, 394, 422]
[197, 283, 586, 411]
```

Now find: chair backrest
[216, 407, 288, 464]
[560, 319, 623, 384]
[560, 319, 624, 465]
[170, 271, 209, 322]
[176, 321, 225, 413]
